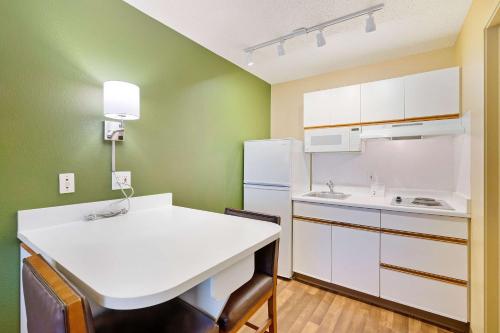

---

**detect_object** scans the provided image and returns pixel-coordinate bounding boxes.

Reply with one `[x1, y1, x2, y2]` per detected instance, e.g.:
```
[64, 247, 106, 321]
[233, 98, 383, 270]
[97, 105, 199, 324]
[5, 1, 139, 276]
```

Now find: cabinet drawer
[380, 267, 467, 322]
[293, 218, 332, 282]
[381, 233, 467, 280]
[381, 210, 468, 239]
[294, 202, 380, 228]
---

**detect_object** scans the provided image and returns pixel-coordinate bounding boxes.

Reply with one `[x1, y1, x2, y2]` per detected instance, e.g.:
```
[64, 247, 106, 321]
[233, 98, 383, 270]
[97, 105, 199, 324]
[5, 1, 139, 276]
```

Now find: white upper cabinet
[361, 77, 405, 123]
[304, 85, 360, 127]
[404, 67, 460, 119]
[329, 85, 361, 125]
[304, 67, 460, 131]
[304, 90, 332, 127]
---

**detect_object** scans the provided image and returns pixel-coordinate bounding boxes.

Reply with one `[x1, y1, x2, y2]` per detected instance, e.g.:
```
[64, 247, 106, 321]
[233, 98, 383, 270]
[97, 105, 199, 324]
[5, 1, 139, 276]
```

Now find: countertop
[292, 186, 470, 218]
[18, 194, 281, 310]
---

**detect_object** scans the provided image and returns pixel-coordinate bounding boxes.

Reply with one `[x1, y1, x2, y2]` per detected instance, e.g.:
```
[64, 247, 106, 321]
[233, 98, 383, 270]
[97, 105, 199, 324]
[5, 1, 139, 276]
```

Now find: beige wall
[455, 1, 500, 332]
[271, 1, 500, 331]
[484, 24, 500, 333]
[270, 47, 457, 139]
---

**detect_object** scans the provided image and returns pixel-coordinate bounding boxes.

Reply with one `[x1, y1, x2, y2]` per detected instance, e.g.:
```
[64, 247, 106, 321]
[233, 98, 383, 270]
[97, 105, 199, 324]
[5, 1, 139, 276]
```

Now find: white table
[18, 193, 281, 330]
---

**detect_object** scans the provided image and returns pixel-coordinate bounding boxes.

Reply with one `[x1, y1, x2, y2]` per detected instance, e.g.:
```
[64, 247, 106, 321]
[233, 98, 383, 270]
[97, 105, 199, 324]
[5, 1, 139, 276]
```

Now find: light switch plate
[112, 171, 131, 190]
[59, 173, 75, 194]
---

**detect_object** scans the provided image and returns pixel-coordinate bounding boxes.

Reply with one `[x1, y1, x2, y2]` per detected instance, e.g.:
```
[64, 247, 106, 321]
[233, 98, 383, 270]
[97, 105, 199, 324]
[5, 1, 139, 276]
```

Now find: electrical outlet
[112, 171, 131, 190]
[59, 173, 75, 194]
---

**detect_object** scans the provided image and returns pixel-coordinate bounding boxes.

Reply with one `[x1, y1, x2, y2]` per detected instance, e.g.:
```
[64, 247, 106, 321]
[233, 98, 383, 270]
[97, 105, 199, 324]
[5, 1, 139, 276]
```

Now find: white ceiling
[122, 0, 471, 84]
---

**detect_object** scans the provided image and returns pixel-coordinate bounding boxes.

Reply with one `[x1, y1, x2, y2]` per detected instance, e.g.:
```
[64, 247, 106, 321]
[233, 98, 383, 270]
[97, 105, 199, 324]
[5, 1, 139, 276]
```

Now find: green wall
[0, 1, 270, 331]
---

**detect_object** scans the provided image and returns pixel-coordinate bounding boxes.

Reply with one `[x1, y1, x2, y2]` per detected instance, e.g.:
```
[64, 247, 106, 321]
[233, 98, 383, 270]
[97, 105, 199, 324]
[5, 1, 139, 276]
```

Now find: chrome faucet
[326, 180, 335, 193]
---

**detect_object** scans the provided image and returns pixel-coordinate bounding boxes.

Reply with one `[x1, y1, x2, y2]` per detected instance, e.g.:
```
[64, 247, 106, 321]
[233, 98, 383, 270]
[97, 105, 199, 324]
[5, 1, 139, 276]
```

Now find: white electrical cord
[85, 140, 135, 221]
[85, 173, 135, 221]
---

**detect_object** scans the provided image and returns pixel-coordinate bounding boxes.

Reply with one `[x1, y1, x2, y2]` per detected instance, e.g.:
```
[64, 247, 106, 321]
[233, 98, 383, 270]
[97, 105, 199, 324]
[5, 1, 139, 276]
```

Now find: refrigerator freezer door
[244, 185, 292, 278]
[244, 140, 291, 186]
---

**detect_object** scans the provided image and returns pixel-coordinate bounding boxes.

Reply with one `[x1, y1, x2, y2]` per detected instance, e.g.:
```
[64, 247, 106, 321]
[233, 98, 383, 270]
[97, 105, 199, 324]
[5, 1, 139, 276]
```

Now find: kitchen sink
[304, 191, 351, 200]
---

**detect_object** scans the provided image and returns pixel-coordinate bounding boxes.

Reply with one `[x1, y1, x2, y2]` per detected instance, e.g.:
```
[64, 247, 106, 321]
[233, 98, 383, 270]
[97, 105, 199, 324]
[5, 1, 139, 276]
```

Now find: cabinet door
[404, 67, 460, 119]
[332, 226, 380, 296]
[293, 219, 331, 282]
[304, 85, 360, 127]
[329, 85, 361, 125]
[304, 90, 332, 127]
[361, 77, 404, 123]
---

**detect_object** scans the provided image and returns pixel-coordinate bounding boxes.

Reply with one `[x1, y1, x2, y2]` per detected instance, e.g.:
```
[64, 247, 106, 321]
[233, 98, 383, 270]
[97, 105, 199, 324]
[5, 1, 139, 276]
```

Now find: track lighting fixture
[277, 40, 285, 56]
[316, 30, 326, 47]
[243, 3, 383, 65]
[246, 51, 254, 66]
[365, 13, 376, 33]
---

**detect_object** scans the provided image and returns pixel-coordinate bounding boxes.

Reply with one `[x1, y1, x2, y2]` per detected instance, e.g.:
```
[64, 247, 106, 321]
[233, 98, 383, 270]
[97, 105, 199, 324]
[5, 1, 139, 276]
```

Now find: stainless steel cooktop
[391, 196, 455, 211]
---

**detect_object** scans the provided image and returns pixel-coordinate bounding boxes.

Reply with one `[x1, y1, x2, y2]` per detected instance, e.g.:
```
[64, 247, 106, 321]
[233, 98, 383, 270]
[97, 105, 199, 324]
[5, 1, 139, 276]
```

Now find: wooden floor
[239, 278, 452, 333]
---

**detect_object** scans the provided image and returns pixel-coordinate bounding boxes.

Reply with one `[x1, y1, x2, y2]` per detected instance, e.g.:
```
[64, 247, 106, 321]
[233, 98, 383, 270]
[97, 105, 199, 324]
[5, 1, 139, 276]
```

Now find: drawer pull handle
[381, 228, 467, 245]
[293, 215, 379, 232]
[380, 263, 467, 287]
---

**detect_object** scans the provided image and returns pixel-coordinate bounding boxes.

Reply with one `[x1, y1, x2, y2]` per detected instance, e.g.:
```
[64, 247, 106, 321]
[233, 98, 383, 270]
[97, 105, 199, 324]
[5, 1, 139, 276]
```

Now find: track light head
[277, 41, 285, 56]
[365, 13, 376, 33]
[246, 51, 254, 66]
[316, 29, 326, 47]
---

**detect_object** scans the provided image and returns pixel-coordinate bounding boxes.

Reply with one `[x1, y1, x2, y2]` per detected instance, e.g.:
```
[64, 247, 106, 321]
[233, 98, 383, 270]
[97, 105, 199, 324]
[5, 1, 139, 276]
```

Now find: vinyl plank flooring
[238, 278, 453, 333]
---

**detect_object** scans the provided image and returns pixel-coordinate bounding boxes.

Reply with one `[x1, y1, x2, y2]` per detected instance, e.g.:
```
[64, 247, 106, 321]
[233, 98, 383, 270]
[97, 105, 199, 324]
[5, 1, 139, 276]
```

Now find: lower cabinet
[380, 267, 468, 322]
[380, 210, 469, 322]
[381, 233, 467, 280]
[332, 226, 380, 296]
[292, 201, 470, 325]
[293, 218, 380, 296]
[293, 218, 331, 282]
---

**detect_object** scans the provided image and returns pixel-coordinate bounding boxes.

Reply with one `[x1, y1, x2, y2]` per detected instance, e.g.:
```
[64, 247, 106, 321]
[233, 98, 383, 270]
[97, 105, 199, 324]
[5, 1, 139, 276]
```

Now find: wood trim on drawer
[294, 216, 467, 244]
[304, 122, 364, 130]
[380, 263, 468, 287]
[381, 228, 468, 245]
[20, 242, 36, 256]
[304, 113, 460, 130]
[293, 215, 379, 232]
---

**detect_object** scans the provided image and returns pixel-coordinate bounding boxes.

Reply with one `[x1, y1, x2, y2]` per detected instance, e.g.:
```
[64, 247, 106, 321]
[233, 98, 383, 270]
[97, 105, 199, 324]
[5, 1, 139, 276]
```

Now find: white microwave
[304, 126, 361, 152]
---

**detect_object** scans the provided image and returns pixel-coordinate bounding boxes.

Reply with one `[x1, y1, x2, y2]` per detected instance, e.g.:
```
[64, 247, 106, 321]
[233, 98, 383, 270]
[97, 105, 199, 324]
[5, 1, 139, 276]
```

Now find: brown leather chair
[218, 208, 280, 333]
[22, 253, 219, 333]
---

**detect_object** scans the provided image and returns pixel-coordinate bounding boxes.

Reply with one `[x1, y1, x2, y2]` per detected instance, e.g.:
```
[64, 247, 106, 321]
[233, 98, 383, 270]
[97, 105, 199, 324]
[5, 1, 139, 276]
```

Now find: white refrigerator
[244, 139, 309, 278]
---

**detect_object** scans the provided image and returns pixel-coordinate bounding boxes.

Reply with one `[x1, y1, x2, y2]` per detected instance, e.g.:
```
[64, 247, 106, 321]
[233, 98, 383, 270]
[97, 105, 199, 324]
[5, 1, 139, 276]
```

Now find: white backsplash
[312, 134, 469, 194]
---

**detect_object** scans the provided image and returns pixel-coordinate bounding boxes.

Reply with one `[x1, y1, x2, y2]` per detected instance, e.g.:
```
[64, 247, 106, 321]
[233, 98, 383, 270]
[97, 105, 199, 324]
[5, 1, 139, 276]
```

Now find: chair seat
[94, 298, 218, 333]
[218, 273, 273, 332]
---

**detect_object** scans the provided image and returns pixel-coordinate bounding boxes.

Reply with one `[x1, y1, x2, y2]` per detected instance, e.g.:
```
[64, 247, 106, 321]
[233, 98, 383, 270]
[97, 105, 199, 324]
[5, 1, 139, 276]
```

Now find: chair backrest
[224, 208, 280, 278]
[22, 254, 94, 333]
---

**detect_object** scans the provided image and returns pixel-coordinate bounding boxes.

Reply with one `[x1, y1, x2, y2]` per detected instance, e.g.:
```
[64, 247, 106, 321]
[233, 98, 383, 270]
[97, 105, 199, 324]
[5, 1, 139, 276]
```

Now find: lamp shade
[103, 81, 140, 120]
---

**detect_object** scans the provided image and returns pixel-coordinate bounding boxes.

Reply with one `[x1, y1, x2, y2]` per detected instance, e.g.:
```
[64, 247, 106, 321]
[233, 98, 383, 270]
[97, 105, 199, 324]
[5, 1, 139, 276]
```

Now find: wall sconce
[103, 81, 140, 142]
[103, 81, 140, 171]
[87, 81, 140, 221]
